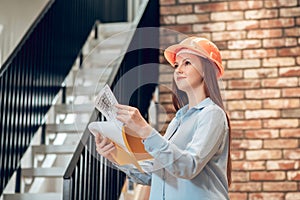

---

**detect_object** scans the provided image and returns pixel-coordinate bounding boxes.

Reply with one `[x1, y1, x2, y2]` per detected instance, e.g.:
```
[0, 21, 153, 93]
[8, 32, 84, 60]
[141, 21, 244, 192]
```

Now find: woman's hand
[115, 104, 153, 139]
[95, 133, 117, 164]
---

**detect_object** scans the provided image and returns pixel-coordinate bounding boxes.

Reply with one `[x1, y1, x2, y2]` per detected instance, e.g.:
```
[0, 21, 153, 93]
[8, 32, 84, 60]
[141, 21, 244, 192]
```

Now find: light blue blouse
[117, 97, 230, 200]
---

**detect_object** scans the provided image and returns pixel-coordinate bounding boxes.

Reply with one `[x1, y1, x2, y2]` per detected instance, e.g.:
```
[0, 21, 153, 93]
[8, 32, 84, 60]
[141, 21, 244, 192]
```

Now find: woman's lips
[176, 76, 186, 81]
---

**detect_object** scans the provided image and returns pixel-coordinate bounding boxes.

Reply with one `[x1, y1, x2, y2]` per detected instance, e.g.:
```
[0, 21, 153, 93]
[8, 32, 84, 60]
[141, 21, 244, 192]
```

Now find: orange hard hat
[164, 37, 224, 78]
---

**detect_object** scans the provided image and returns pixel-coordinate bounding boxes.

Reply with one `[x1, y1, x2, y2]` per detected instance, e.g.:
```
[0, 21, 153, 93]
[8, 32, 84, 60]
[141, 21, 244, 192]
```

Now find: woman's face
[173, 53, 204, 93]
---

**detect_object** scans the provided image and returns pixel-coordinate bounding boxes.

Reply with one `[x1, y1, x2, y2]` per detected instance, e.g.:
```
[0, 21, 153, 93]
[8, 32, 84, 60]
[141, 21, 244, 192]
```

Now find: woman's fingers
[96, 142, 115, 156]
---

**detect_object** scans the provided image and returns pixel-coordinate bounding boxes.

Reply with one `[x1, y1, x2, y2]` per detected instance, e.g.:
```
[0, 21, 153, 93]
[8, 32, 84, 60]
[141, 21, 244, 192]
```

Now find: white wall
[0, 0, 50, 67]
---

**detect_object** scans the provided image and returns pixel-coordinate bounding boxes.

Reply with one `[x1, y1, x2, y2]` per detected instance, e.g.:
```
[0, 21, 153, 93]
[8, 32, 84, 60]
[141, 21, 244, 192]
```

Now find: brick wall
[158, 0, 300, 199]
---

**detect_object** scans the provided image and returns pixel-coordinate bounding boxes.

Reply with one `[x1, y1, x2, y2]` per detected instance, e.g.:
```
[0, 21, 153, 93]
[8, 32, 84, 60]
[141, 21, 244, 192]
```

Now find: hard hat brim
[164, 44, 224, 78]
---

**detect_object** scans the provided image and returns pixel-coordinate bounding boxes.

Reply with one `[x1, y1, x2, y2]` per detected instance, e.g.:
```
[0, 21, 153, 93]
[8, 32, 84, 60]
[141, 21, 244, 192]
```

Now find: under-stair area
[2, 21, 133, 200]
[0, 0, 159, 199]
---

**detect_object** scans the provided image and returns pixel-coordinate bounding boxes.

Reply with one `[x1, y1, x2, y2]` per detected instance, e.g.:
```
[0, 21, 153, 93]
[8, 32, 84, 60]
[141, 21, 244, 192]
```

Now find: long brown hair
[171, 56, 232, 186]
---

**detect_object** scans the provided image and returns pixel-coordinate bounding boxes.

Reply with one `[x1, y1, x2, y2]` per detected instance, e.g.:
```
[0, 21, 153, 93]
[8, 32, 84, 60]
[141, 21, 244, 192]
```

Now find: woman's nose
[175, 64, 184, 73]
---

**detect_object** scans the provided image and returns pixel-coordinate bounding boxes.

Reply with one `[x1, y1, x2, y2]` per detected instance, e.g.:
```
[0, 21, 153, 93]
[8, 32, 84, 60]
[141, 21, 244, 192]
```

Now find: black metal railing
[63, 0, 159, 199]
[0, 0, 127, 196]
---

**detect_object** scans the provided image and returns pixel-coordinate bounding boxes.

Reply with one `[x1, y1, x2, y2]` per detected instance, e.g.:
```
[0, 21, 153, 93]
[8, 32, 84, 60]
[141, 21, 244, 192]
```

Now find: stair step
[98, 22, 132, 38]
[22, 167, 65, 178]
[3, 193, 62, 200]
[66, 85, 103, 96]
[46, 123, 86, 133]
[54, 103, 94, 114]
[32, 145, 77, 155]
[72, 67, 113, 80]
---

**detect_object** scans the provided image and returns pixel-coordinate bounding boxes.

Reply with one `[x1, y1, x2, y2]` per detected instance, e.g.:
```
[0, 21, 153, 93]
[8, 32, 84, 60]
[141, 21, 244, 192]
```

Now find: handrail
[63, 0, 159, 199]
[0, 0, 127, 196]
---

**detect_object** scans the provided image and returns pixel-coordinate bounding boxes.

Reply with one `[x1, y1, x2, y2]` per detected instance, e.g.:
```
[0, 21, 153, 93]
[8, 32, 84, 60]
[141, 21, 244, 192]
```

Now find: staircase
[2, 22, 132, 200]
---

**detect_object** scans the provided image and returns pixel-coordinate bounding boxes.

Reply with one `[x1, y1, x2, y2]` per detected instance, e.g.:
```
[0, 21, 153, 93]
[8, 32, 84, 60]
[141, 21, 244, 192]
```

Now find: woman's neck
[186, 88, 207, 109]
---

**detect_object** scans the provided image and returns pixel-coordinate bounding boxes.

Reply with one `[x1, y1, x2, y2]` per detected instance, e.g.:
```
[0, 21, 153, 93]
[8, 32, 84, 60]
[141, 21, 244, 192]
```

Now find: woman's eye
[174, 64, 178, 68]
[184, 61, 191, 66]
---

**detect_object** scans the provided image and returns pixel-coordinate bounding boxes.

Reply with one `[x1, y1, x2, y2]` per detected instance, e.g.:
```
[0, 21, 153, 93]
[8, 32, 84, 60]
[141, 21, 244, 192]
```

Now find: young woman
[95, 37, 232, 200]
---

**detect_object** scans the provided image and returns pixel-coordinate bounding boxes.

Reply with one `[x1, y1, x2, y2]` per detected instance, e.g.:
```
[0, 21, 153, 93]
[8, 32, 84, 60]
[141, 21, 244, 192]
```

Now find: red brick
[250, 171, 285, 181]
[279, 66, 300, 77]
[284, 27, 300, 36]
[247, 29, 282, 39]
[228, 80, 260, 89]
[278, 47, 300, 56]
[213, 31, 246, 41]
[160, 5, 193, 15]
[249, 193, 284, 200]
[228, 100, 262, 110]
[263, 57, 295, 67]
[262, 77, 298, 87]
[246, 150, 282, 160]
[227, 59, 260, 69]
[282, 88, 300, 97]
[263, 182, 297, 191]
[263, 38, 297, 48]
[231, 120, 262, 130]
[243, 49, 277, 59]
[227, 20, 259, 31]
[231, 150, 244, 160]
[193, 22, 225, 32]
[159, 73, 173, 83]
[211, 11, 243, 21]
[194, 2, 228, 13]
[160, 0, 176, 5]
[160, 16, 176, 25]
[286, 193, 300, 200]
[265, 0, 298, 8]
[263, 119, 299, 128]
[231, 130, 244, 139]
[245, 110, 280, 119]
[232, 171, 249, 182]
[179, 0, 209, 3]
[229, 193, 247, 200]
[245, 89, 280, 99]
[230, 182, 261, 192]
[229, 111, 244, 119]
[221, 50, 242, 60]
[245, 129, 279, 139]
[176, 14, 209, 24]
[282, 108, 300, 118]
[244, 68, 277, 79]
[264, 139, 298, 149]
[263, 99, 300, 109]
[281, 128, 300, 138]
[284, 150, 300, 159]
[287, 171, 300, 181]
[267, 160, 300, 170]
[280, 7, 300, 17]
[233, 161, 266, 171]
[232, 139, 262, 150]
[229, 1, 263, 10]
[160, 93, 172, 103]
[228, 40, 261, 49]
[164, 25, 192, 33]
[245, 9, 278, 19]
[223, 70, 243, 80]
[225, 90, 244, 100]
[260, 18, 295, 28]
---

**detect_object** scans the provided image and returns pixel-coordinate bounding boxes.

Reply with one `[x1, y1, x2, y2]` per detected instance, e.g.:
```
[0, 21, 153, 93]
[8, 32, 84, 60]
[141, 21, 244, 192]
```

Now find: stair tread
[66, 85, 103, 96]
[99, 22, 132, 37]
[32, 144, 77, 154]
[22, 167, 65, 177]
[3, 193, 62, 200]
[54, 103, 94, 114]
[46, 123, 86, 133]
